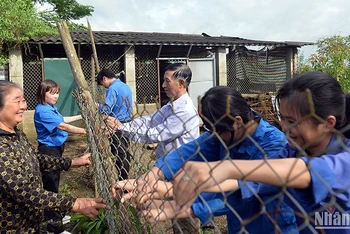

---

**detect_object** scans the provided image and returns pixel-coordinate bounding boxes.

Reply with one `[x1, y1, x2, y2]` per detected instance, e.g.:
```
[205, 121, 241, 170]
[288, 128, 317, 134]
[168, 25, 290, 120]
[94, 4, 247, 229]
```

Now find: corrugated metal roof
[29, 31, 314, 47]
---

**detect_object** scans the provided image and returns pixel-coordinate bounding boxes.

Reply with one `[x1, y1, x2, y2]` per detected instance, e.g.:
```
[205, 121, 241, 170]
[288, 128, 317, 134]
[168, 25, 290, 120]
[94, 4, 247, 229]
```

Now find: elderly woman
[0, 80, 107, 233]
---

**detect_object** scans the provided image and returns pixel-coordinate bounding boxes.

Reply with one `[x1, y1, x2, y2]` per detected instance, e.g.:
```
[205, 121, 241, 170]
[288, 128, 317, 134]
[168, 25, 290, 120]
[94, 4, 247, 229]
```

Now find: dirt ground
[37, 135, 228, 234]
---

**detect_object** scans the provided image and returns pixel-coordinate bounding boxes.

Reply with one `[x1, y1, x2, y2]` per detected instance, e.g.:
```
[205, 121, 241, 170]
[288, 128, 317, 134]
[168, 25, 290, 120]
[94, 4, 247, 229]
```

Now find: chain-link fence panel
[24, 41, 339, 233]
[73, 88, 151, 234]
[135, 46, 159, 104]
[23, 46, 42, 110]
[75, 87, 269, 233]
[79, 83, 350, 234]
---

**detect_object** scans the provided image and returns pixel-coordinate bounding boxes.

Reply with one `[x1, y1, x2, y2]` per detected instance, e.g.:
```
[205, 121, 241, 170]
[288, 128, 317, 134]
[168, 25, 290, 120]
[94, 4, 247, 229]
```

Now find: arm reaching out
[112, 178, 174, 204]
[57, 122, 86, 134]
[72, 198, 109, 219]
[173, 158, 311, 212]
[141, 199, 194, 223]
[63, 114, 82, 123]
[70, 153, 91, 168]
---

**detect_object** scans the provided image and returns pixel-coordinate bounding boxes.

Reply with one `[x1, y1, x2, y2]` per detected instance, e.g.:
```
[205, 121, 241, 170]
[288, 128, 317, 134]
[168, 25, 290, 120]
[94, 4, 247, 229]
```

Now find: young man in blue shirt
[97, 69, 132, 181]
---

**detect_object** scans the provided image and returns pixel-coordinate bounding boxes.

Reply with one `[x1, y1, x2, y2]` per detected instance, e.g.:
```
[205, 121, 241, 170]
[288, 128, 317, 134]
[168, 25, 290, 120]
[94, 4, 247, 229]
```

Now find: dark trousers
[38, 143, 65, 223]
[110, 131, 131, 181]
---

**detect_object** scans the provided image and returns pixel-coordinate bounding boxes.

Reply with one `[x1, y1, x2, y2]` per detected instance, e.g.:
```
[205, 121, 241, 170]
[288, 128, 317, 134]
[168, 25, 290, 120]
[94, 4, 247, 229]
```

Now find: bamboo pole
[56, 20, 118, 187]
[91, 55, 96, 100]
[87, 19, 100, 73]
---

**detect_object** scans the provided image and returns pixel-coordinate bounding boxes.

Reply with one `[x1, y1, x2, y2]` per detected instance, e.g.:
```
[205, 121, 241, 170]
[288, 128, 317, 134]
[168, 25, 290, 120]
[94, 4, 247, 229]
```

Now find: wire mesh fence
[71, 76, 350, 234]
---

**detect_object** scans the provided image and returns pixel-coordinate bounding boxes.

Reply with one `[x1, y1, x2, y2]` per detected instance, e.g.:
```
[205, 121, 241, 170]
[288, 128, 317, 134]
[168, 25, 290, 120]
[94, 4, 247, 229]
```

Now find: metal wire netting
[72, 78, 350, 234]
[73, 85, 173, 233]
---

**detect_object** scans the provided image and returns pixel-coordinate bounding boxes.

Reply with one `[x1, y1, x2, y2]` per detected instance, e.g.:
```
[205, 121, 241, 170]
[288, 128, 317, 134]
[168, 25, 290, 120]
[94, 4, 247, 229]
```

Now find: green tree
[34, 0, 93, 20]
[297, 51, 313, 74]
[0, 0, 56, 65]
[0, 0, 93, 65]
[298, 35, 350, 92]
[35, 0, 93, 30]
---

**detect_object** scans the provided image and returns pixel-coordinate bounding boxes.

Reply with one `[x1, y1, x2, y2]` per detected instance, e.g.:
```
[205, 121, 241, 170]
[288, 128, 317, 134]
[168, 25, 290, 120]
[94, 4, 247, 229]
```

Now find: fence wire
[73, 83, 349, 234]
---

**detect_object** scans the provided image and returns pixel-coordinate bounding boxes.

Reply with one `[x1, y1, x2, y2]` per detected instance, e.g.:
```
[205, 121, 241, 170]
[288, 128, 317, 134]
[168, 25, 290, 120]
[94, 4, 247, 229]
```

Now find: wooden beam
[56, 20, 118, 188]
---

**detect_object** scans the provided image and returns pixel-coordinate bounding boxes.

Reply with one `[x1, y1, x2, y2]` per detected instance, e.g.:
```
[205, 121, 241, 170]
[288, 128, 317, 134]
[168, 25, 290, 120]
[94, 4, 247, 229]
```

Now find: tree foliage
[34, 0, 93, 20]
[0, 0, 93, 65]
[35, 0, 93, 30]
[298, 35, 350, 92]
[0, 0, 56, 64]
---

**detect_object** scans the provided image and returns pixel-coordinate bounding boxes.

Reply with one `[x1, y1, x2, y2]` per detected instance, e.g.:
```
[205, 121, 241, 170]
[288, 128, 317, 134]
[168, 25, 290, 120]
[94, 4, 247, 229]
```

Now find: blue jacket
[99, 79, 132, 122]
[155, 118, 298, 233]
[275, 134, 350, 234]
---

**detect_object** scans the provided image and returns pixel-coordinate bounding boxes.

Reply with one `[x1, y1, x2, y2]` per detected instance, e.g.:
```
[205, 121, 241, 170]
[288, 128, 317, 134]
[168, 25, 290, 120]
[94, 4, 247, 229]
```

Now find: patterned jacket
[0, 127, 76, 233]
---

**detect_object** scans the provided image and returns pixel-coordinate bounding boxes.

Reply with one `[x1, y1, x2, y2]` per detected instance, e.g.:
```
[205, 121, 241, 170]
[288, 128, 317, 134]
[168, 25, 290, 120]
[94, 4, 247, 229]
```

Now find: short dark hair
[96, 69, 116, 85]
[0, 80, 22, 110]
[200, 86, 254, 133]
[36, 80, 60, 104]
[164, 63, 192, 88]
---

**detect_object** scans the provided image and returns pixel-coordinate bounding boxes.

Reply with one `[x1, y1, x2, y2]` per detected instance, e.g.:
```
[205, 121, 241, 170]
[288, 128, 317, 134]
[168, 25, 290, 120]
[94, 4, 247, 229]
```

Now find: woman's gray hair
[0, 80, 22, 110]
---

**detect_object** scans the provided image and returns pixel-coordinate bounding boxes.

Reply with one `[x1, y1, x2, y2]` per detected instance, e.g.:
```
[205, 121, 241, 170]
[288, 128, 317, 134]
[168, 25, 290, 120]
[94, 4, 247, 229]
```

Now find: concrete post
[9, 49, 28, 132]
[124, 46, 137, 114]
[215, 47, 227, 86]
[9, 49, 23, 88]
[286, 47, 294, 79]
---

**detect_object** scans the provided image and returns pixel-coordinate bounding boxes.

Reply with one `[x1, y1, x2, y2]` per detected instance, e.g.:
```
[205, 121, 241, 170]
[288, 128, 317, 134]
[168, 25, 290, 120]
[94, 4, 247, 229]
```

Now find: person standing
[105, 63, 200, 159]
[0, 80, 108, 233]
[96, 69, 133, 181]
[108, 63, 201, 233]
[34, 79, 86, 233]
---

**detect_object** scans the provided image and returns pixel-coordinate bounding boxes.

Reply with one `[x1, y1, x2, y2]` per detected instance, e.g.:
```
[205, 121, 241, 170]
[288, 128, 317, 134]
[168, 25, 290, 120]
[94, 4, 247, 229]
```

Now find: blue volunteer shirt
[275, 134, 350, 234]
[155, 118, 298, 233]
[99, 79, 132, 122]
[34, 104, 68, 146]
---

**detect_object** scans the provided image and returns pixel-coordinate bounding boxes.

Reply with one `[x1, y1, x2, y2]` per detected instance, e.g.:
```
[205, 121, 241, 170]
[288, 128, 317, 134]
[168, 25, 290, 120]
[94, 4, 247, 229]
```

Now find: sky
[68, 0, 350, 59]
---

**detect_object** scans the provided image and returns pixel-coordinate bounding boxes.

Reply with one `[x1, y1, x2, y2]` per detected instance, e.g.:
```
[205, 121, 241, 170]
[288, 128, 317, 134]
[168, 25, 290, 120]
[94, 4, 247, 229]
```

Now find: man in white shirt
[106, 63, 200, 158]
[106, 63, 201, 233]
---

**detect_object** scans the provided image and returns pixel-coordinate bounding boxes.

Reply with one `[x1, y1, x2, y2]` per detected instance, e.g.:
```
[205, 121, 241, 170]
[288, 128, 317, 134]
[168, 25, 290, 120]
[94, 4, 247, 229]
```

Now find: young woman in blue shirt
[34, 79, 86, 233]
[174, 71, 350, 233]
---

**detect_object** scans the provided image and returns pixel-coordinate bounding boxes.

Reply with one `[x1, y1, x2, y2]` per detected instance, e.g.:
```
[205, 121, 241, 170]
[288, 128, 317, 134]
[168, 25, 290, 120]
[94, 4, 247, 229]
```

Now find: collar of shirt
[40, 103, 58, 113]
[49, 104, 58, 113]
[110, 78, 121, 86]
[0, 127, 19, 136]
[166, 92, 190, 110]
[325, 133, 349, 153]
[286, 133, 348, 158]
[234, 118, 270, 156]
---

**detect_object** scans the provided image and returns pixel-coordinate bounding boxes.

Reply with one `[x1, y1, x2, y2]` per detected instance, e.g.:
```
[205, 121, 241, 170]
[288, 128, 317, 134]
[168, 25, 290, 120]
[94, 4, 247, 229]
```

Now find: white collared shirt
[118, 92, 200, 158]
